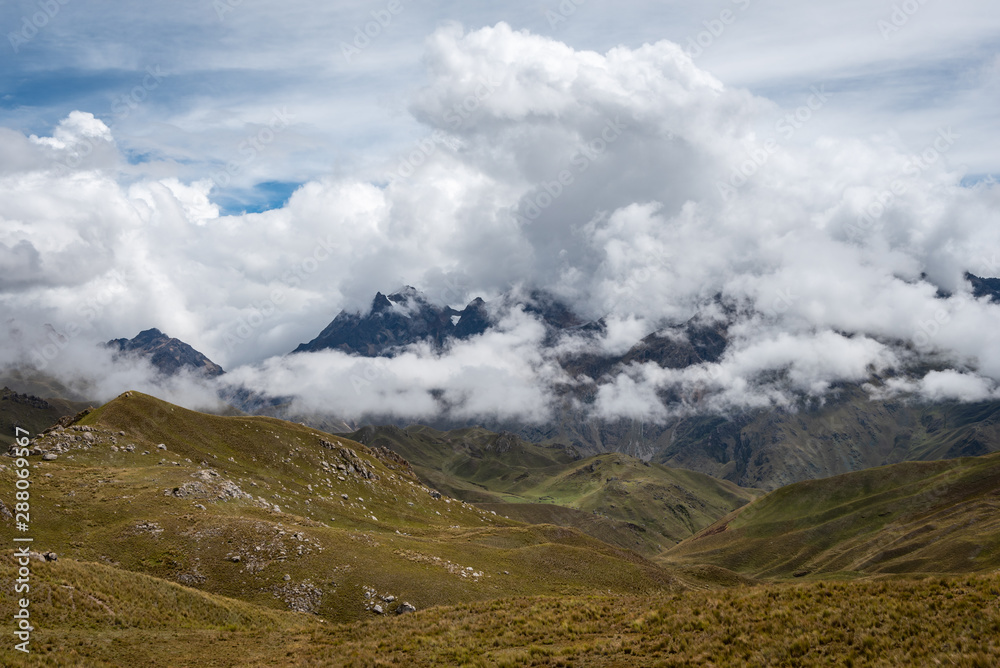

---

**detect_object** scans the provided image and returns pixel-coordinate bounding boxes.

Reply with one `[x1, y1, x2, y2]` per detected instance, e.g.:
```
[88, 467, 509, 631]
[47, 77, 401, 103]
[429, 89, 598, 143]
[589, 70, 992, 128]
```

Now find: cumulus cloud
[2, 23, 1000, 424]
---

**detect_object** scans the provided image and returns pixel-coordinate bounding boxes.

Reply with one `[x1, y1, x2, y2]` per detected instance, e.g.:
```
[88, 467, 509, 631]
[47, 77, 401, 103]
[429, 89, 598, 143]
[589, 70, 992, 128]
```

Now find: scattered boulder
[396, 602, 416, 614]
[132, 521, 164, 537]
[272, 581, 323, 614]
[372, 604, 384, 615]
[42, 453, 58, 461]
[157, 444, 167, 451]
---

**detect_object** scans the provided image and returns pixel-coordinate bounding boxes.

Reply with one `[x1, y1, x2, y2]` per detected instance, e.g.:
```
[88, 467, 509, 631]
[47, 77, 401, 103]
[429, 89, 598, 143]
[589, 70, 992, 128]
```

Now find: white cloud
[2, 23, 1000, 424]
[876, 369, 998, 404]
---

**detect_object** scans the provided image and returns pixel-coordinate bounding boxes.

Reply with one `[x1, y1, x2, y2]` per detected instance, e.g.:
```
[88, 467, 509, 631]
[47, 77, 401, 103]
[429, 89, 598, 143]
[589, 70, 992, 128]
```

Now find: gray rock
[396, 602, 416, 614]
[157, 444, 167, 451]
[372, 604, 384, 614]
[42, 453, 58, 461]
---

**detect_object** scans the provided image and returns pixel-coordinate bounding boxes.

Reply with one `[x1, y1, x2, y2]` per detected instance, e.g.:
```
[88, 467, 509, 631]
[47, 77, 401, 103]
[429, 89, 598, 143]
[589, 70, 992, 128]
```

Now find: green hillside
[347, 425, 760, 553]
[664, 450, 1000, 578]
[0, 392, 678, 628]
[654, 385, 1000, 490]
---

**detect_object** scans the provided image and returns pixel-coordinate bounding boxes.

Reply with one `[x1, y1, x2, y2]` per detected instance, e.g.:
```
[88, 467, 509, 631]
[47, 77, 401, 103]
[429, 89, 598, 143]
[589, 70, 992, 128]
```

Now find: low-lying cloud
[2, 23, 1000, 424]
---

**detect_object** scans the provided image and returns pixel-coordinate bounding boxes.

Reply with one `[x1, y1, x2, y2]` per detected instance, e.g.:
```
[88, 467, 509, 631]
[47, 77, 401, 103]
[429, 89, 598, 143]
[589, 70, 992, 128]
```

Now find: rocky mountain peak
[107, 330, 224, 377]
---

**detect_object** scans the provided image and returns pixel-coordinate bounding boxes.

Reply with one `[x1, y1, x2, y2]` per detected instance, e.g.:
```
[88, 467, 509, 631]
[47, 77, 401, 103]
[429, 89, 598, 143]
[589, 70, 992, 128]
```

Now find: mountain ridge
[107, 328, 224, 377]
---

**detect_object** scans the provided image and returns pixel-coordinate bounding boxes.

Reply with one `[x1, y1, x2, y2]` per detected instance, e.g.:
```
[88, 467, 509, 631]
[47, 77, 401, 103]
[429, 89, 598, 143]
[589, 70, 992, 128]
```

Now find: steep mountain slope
[292, 287, 489, 356]
[663, 450, 1000, 577]
[1, 392, 677, 627]
[0, 386, 91, 449]
[966, 271, 1000, 302]
[651, 386, 1000, 490]
[279, 285, 1000, 492]
[346, 424, 760, 553]
[107, 328, 224, 377]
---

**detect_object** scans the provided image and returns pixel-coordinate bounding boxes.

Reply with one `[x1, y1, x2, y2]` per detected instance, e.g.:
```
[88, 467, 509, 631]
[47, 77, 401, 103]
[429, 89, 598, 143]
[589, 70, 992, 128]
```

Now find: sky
[1, 0, 1000, 422]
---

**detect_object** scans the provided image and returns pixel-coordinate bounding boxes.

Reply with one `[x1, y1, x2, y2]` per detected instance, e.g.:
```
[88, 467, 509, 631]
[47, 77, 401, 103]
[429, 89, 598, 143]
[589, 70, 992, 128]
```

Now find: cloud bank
[2, 23, 1000, 422]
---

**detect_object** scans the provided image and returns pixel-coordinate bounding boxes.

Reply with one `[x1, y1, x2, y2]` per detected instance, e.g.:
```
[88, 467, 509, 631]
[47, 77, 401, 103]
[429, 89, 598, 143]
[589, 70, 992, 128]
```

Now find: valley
[3, 389, 1000, 665]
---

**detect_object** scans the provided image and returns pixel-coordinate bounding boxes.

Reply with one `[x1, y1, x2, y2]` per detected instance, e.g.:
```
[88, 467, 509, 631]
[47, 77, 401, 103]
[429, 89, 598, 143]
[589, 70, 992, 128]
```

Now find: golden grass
[6, 571, 1000, 667]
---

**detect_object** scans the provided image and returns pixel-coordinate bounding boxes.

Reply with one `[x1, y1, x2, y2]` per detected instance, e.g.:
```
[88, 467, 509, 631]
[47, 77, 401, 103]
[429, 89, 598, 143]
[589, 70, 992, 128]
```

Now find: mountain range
[90, 276, 1000, 493]
[230, 279, 1000, 491]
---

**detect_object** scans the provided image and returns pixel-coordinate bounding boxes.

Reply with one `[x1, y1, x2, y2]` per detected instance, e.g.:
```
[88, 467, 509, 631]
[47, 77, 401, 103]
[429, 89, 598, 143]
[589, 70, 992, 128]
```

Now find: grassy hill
[663, 450, 1000, 578]
[347, 424, 760, 554]
[0, 392, 679, 628]
[5, 561, 999, 666]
